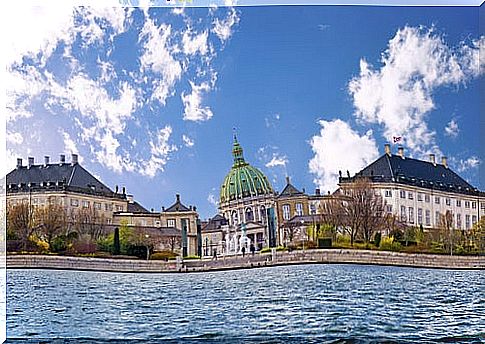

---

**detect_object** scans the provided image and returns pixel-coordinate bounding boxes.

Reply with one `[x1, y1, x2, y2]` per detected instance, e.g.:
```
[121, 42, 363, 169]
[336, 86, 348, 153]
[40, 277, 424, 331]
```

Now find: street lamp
[300, 219, 305, 251]
[145, 234, 150, 260]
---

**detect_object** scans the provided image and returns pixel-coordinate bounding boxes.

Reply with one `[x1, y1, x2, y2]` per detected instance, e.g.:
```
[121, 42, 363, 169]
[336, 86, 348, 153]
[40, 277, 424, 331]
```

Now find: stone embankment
[6, 249, 485, 273]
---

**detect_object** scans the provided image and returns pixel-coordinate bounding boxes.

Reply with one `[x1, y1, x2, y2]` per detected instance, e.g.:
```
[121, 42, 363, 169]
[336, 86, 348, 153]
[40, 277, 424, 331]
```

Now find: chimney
[71, 154, 78, 165]
[286, 176, 290, 184]
[429, 154, 436, 165]
[44, 156, 50, 166]
[193, 206, 197, 211]
[384, 143, 391, 156]
[28, 157, 34, 168]
[315, 188, 321, 196]
[115, 185, 119, 193]
[176, 194, 180, 202]
[302, 187, 305, 194]
[16, 158, 22, 168]
[122, 186, 126, 195]
[162, 206, 165, 211]
[441, 156, 448, 168]
[60, 154, 66, 164]
[397, 146, 404, 158]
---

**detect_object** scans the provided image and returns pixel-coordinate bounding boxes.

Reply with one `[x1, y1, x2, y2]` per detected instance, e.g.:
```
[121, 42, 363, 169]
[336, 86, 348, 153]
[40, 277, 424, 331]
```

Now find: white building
[339, 144, 484, 230]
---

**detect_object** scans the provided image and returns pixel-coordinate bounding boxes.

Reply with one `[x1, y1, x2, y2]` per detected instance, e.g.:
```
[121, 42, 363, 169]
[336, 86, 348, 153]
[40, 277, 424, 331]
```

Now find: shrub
[275, 246, 287, 252]
[50, 235, 68, 253]
[151, 251, 177, 261]
[379, 236, 402, 252]
[183, 255, 200, 260]
[260, 247, 271, 253]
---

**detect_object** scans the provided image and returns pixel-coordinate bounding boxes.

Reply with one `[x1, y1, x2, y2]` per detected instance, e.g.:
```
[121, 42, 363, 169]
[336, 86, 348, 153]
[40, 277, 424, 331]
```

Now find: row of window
[282, 203, 304, 220]
[231, 206, 267, 225]
[391, 190, 478, 209]
[399, 205, 478, 229]
[69, 198, 123, 212]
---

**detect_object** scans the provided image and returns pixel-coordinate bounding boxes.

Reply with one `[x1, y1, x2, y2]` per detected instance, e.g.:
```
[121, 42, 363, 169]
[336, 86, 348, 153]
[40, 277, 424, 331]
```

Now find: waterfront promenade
[6, 249, 485, 272]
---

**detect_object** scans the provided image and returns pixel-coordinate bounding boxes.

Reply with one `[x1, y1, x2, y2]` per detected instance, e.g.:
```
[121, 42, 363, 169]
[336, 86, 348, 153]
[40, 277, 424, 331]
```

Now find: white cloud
[208, 193, 219, 208]
[182, 29, 209, 55]
[142, 126, 178, 178]
[6, 131, 23, 145]
[265, 154, 288, 168]
[212, 7, 239, 43]
[264, 113, 281, 128]
[309, 119, 379, 193]
[444, 119, 459, 138]
[139, 20, 182, 106]
[348, 26, 484, 157]
[182, 81, 213, 122]
[60, 129, 84, 164]
[182, 134, 195, 147]
[455, 156, 480, 173]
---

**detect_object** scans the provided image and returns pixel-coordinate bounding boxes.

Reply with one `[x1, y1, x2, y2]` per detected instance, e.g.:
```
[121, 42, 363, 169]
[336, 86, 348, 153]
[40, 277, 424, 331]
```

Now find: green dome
[220, 135, 274, 203]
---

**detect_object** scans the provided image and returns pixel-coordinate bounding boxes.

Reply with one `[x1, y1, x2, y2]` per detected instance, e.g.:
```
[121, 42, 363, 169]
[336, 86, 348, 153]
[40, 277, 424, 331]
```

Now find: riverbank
[6, 249, 485, 272]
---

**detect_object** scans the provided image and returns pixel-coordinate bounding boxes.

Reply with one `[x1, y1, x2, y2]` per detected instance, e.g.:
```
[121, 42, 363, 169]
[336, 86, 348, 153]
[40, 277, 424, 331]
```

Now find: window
[445, 198, 451, 206]
[385, 190, 392, 197]
[456, 214, 462, 229]
[435, 196, 440, 205]
[167, 219, 176, 227]
[94, 202, 101, 210]
[282, 204, 291, 220]
[408, 192, 414, 200]
[245, 207, 254, 222]
[465, 215, 470, 229]
[116, 205, 123, 211]
[465, 201, 470, 209]
[400, 206, 407, 222]
[155, 221, 161, 227]
[408, 207, 414, 224]
[472, 202, 476, 209]
[296, 203, 303, 216]
[309, 204, 316, 215]
[456, 200, 461, 207]
[105, 203, 113, 211]
[481, 203, 485, 210]
[33, 198, 39, 204]
[400, 190, 406, 199]
[425, 194, 430, 203]
[70, 199, 79, 207]
[425, 210, 431, 226]
[472, 215, 477, 225]
[82, 200, 90, 208]
[386, 204, 392, 213]
[232, 211, 239, 225]
[417, 193, 423, 201]
[417, 208, 423, 225]
[435, 211, 440, 226]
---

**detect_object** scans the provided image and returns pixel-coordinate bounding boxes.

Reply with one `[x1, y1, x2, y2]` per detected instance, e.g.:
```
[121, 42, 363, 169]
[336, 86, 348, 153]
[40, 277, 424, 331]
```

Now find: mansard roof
[340, 153, 479, 196]
[6, 159, 123, 199]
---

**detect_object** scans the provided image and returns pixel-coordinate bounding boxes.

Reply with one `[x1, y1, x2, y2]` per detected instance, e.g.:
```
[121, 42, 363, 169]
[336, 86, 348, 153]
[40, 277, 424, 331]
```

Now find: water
[6, 264, 485, 343]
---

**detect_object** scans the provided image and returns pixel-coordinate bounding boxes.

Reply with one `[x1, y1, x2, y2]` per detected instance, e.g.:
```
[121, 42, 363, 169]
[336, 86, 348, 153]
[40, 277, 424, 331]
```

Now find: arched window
[260, 206, 266, 223]
[245, 207, 254, 222]
[232, 210, 239, 226]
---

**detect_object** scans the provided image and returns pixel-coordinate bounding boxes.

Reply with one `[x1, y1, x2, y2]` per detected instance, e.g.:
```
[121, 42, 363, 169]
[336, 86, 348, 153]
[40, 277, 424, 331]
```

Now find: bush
[260, 247, 271, 253]
[151, 251, 177, 261]
[379, 236, 402, 251]
[183, 255, 200, 260]
[51, 235, 68, 253]
[275, 246, 287, 252]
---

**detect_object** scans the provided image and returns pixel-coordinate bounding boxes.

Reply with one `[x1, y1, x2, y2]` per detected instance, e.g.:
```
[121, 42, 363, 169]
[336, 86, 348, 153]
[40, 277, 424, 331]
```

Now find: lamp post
[300, 219, 305, 251]
[145, 234, 150, 260]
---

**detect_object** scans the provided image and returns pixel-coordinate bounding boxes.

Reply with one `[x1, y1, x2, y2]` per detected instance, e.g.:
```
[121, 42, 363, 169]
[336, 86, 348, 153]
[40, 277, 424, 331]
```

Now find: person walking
[250, 243, 255, 256]
[241, 246, 246, 257]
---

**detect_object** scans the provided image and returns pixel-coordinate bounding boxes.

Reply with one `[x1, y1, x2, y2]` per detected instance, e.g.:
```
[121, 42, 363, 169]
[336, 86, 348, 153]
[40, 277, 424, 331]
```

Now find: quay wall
[6, 249, 485, 273]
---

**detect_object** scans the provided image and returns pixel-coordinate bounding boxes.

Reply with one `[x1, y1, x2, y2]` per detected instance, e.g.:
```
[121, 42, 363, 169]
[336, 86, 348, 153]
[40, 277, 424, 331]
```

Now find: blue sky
[5, 4, 483, 218]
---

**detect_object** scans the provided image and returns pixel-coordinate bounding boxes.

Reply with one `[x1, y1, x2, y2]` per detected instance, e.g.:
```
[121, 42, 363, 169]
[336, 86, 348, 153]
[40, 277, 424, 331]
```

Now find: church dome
[220, 135, 274, 204]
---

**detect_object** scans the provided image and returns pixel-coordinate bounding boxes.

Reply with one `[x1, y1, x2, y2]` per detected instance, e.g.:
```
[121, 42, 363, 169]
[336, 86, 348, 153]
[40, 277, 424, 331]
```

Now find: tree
[71, 206, 106, 241]
[35, 199, 68, 248]
[7, 202, 36, 251]
[338, 178, 387, 245]
[113, 227, 121, 255]
[438, 210, 454, 255]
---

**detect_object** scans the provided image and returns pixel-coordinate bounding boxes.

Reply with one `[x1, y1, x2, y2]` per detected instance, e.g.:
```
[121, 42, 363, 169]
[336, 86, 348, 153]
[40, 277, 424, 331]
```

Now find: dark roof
[164, 194, 191, 212]
[278, 177, 306, 198]
[202, 214, 228, 232]
[340, 153, 479, 196]
[5, 161, 123, 198]
[127, 201, 149, 213]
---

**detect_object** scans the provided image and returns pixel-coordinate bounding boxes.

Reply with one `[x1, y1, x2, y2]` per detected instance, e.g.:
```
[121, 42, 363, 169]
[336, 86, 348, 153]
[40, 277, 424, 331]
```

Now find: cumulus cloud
[212, 7, 239, 42]
[455, 156, 480, 173]
[348, 26, 484, 157]
[444, 119, 459, 138]
[182, 134, 195, 147]
[182, 81, 213, 122]
[60, 129, 82, 161]
[182, 29, 209, 55]
[141, 126, 178, 178]
[309, 119, 379, 193]
[265, 154, 288, 168]
[208, 193, 219, 208]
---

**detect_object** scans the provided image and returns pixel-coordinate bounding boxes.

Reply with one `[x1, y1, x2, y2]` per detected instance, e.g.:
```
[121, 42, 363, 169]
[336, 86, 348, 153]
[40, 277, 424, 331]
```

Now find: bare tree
[338, 178, 387, 245]
[7, 202, 36, 250]
[35, 199, 68, 247]
[71, 206, 106, 241]
[438, 210, 454, 255]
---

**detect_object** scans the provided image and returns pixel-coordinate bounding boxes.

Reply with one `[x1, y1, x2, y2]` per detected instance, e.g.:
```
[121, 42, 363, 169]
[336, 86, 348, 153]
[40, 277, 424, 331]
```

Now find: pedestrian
[213, 249, 217, 260]
[241, 246, 246, 257]
[250, 243, 255, 256]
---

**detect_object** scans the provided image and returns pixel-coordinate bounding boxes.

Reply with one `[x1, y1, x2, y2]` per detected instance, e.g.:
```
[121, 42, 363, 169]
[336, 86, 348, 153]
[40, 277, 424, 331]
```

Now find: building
[113, 194, 200, 257]
[338, 144, 485, 231]
[5, 154, 128, 223]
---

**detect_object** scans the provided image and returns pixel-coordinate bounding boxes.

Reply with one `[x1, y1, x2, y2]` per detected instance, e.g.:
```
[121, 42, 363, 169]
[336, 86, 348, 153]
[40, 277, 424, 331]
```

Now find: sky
[3, 3, 484, 219]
